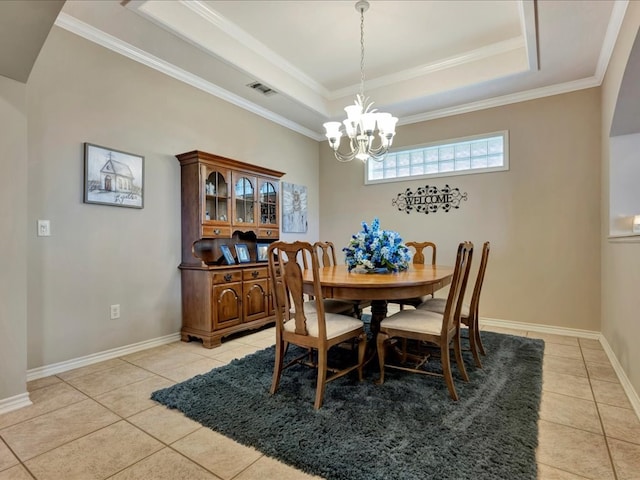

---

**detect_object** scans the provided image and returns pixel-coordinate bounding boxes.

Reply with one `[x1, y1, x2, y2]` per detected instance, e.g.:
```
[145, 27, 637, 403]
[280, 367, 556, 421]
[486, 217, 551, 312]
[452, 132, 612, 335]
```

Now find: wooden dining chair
[267, 241, 367, 409]
[389, 241, 437, 311]
[418, 241, 490, 368]
[313, 241, 371, 318]
[376, 241, 473, 401]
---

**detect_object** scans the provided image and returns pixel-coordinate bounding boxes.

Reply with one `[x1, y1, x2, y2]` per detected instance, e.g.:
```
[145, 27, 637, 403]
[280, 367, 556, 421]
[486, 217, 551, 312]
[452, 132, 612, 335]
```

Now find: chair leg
[376, 333, 388, 384]
[467, 321, 483, 368]
[270, 338, 285, 395]
[453, 331, 469, 382]
[476, 318, 487, 356]
[357, 333, 366, 381]
[314, 348, 328, 409]
[440, 341, 458, 401]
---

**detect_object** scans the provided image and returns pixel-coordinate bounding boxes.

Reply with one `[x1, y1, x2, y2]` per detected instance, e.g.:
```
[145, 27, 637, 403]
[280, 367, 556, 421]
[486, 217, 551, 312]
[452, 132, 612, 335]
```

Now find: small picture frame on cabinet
[256, 243, 269, 262]
[235, 244, 251, 263]
[220, 245, 235, 265]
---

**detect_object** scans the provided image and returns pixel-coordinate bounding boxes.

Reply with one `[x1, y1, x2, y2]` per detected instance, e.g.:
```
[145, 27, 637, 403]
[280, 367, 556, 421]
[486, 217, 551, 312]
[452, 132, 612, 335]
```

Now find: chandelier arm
[365, 144, 391, 162]
[332, 149, 359, 163]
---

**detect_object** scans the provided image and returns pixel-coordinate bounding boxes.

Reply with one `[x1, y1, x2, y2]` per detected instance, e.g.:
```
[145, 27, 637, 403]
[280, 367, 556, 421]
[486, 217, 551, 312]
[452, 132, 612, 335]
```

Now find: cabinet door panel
[244, 279, 268, 322]
[213, 283, 242, 329]
[202, 164, 231, 226]
[231, 173, 257, 228]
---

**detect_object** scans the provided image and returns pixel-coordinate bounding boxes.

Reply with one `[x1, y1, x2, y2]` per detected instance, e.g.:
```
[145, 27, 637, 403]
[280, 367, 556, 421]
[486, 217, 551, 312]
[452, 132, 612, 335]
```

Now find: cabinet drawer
[243, 267, 268, 280]
[211, 270, 243, 284]
[257, 228, 278, 239]
[202, 225, 232, 238]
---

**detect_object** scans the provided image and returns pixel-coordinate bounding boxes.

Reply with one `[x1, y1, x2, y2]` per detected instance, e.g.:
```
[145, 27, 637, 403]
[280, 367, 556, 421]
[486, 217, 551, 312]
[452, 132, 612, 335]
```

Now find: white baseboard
[599, 336, 640, 420]
[0, 392, 32, 415]
[25, 332, 181, 382]
[479, 316, 601, 339]
[479, 316, 640, 420]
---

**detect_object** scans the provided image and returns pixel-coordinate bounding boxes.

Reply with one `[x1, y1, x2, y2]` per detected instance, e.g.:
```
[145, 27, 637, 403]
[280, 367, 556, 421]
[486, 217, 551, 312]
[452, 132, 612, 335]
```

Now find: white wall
[0, 75, 28, 403]
[24, 26, 320, 369]
[601, 5, 640, 397]
[320, 88, 602, 332]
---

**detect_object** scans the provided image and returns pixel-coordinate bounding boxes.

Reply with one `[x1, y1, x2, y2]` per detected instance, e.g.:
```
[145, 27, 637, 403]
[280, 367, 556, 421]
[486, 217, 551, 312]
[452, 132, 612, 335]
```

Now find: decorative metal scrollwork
[392, 184, 468, 214]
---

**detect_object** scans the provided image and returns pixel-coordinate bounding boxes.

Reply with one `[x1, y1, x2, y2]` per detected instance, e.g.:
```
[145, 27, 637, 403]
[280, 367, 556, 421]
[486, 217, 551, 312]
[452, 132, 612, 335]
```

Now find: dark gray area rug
[152, 329, 544, 480]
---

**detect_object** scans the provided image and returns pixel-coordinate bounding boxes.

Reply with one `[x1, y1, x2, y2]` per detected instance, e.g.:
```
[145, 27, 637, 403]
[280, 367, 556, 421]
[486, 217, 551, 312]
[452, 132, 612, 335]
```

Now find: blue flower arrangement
[343, 218, 412, 272]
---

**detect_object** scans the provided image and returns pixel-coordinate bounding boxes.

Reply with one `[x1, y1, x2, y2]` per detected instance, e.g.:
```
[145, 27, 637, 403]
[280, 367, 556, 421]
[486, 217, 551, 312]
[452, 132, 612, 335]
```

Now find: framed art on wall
[220, 245, 235, 265]
[282, 182, 308, 233]
[84, 143, 144, 208]
[235, 244, 251, 263]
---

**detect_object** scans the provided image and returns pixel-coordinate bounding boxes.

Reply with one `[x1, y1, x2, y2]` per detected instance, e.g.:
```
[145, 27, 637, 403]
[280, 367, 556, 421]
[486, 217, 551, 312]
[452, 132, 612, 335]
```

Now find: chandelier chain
[360, 4, 365, 99]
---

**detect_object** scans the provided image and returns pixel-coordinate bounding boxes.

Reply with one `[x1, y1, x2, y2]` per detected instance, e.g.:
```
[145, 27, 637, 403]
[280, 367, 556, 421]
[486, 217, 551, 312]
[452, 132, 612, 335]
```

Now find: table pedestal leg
[369, 300, 388, 338]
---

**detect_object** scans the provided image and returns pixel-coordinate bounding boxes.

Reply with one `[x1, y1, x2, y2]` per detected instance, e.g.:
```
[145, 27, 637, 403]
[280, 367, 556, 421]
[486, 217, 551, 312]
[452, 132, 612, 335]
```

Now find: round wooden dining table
[301, 264, 454, 335]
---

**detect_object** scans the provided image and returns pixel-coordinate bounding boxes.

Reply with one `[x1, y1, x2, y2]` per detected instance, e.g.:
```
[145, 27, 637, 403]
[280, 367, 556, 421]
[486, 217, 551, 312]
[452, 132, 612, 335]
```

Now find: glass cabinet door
[203, 167, 230, 224]
[233, 175, 256, 225]
[259, 180, 278, 226]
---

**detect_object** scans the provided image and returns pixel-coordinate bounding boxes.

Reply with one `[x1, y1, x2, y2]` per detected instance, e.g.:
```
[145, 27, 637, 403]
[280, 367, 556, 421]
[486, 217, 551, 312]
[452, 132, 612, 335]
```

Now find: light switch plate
[37, 220, 51, 237]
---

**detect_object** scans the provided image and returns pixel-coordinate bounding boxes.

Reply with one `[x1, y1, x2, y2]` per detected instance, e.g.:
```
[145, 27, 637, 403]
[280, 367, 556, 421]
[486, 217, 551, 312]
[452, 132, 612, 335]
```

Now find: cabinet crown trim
[176, 150, 285, 179]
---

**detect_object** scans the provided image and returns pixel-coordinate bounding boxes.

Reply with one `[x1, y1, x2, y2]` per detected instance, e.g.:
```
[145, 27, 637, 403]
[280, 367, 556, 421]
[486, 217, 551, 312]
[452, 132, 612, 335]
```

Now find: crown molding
[399, 76, 601, 126]
[54, 9, 621, 142]
[330, 37, 526, 101]
[54, 12, 319, 140]
[595, 0, 629, 82]
[180, 0, 329, 98]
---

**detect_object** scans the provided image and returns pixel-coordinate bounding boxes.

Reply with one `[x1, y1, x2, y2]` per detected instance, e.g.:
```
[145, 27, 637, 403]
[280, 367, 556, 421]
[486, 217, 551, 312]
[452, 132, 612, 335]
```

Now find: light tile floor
[1, 313, 639, 479]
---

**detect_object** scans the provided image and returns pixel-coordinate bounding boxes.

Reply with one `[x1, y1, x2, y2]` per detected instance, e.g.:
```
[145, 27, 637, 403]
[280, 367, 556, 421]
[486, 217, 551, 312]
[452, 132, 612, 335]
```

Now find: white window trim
[364, 130, 509, 185]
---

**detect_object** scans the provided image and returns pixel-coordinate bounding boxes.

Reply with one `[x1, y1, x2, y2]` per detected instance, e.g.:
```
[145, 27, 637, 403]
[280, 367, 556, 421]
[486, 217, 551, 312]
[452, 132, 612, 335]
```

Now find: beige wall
[24, 27, 320, 369]
[0, 75, 28, 401]
[320, 88, 602, 331]
[601, 5, 640, 395]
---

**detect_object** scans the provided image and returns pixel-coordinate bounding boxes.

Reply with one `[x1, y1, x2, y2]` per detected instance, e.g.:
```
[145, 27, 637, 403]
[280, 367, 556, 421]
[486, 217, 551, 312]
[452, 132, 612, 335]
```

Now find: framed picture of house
[84, 143, 144, 208]
[220, 245, 235, 265]
[235, 244, 251, 263]
[256, 243, 269, 262]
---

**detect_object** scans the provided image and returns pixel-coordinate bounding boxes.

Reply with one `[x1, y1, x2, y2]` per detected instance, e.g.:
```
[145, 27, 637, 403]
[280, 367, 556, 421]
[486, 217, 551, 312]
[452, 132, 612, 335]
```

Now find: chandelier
[323, 0, 398, 163]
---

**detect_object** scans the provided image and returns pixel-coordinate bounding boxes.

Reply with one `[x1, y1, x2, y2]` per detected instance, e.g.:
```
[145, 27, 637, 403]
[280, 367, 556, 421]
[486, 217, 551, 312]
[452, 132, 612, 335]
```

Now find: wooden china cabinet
[176, 150, 284, 348]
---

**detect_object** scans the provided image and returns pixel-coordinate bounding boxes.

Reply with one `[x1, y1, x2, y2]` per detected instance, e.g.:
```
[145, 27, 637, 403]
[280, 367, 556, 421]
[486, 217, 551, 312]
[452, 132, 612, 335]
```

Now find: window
[365, 131, 508, 184]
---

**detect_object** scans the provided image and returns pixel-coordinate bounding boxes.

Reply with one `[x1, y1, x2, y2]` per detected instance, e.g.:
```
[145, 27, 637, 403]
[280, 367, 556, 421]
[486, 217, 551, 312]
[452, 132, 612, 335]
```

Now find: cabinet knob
[251, 270, 259, 278]
[267, 230, 272, 236]
[214, 229, 221, 235]
[224, 273, 232, 282]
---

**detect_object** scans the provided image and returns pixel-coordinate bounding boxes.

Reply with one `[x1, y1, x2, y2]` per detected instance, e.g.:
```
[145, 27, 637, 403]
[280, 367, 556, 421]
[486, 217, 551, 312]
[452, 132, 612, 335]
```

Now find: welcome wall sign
[392, 184, 468, 214]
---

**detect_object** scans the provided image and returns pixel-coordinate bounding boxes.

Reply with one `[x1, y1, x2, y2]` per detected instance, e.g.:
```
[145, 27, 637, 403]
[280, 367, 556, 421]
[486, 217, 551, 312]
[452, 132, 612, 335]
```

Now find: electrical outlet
[110, 304, 121, 319]
[37, 220, 51, 237]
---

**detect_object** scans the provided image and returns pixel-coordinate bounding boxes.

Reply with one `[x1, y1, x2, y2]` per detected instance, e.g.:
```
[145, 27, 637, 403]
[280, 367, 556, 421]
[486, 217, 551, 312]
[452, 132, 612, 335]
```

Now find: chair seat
[418, 297, 470, 318]
[284, 311, 363, 339]
[380, 309, 443, 335]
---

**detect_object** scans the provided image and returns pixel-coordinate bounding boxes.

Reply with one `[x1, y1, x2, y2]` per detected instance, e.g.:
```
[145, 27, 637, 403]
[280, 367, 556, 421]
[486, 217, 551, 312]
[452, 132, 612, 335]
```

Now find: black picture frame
[256, 243, 269, 262]
[235, 243, 251, 263]
[220, 245, 235, 265]
[83, 143, 144, 208]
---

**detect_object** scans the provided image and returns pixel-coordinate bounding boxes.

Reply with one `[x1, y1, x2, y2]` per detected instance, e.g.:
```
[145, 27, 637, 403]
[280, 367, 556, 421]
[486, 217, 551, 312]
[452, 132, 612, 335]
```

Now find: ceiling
[1, 1, 629, 140]
[0, 0, 64, 82]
